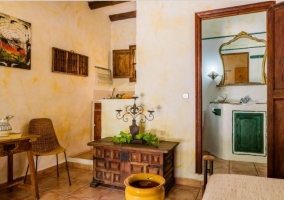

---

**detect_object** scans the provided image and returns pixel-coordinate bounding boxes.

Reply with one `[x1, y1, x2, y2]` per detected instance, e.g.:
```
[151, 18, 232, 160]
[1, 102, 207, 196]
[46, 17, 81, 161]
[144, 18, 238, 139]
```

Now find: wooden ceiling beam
[88, 1, 129, 10]
[109, 11, 136, 21]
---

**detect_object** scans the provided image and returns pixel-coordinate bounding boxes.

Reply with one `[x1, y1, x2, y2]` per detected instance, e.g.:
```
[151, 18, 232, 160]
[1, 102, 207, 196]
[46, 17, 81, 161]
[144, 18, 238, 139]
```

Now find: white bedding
[202, 174, 284, 200]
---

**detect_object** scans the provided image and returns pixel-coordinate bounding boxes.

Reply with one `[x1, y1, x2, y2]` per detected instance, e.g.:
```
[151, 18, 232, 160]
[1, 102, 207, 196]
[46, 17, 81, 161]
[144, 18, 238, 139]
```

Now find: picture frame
[0, 12, 31, 70]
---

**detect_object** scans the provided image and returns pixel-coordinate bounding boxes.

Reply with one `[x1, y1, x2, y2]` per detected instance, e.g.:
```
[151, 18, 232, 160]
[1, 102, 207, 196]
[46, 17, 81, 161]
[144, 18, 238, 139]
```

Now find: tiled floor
[202, 151, 267, 177]
[1, 151, 267, 200]
[0, 163, 202, 200]
[212, 157, 267, 177]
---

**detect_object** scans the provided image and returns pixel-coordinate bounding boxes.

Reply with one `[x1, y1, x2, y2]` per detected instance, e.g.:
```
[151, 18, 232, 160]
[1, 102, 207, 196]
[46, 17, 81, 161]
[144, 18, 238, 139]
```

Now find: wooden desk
[87, 137, 179, 194]
[0, 134, 40, 200]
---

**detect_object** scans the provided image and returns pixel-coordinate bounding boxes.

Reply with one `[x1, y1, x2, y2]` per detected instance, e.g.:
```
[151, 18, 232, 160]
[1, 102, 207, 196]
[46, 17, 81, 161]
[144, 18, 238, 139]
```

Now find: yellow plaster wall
[94, 18, 136, 94]
[0, 1, 111, 183]
[111, 18, 136, 91]
[133, 0, 275, 181]
[111, 18, 136, 50]
[134, 1, 263, 181]
[202, 12, 266, 38]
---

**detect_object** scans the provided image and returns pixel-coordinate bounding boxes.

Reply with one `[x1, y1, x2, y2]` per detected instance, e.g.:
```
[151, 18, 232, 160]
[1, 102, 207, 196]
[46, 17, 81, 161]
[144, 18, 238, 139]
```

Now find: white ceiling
[95, 1, 136, 15]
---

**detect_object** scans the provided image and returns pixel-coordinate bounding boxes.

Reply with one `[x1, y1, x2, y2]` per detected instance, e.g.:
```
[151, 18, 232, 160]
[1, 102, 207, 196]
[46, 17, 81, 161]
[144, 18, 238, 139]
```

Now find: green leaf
[113, 131, 134, 144]
[136, 132, 159, 146]
[121, 138, 126, 143]
[113, 136, 121, 144]
[136, 133, 144, 140]
[126, 136, 132, 143]
[113, 131, 158, 146]
[119, 131, 127, 137]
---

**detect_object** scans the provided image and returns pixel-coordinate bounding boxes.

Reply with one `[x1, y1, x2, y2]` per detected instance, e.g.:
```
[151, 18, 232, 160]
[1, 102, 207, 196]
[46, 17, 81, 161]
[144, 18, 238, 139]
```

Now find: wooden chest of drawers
[87, 137, 179, 194]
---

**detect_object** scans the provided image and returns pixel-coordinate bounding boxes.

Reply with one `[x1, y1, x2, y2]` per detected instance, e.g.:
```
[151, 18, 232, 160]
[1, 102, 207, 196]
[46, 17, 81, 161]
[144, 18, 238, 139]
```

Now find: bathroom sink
[241, 102, 255, 106]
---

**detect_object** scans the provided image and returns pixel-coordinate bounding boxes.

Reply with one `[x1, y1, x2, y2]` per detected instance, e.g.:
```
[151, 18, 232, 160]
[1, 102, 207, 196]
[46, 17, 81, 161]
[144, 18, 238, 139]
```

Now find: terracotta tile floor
[0, 151, 266, 200]
[203, 151, 267, 177]
[213, 157, 267, 177]
[0, 167, 202, 200]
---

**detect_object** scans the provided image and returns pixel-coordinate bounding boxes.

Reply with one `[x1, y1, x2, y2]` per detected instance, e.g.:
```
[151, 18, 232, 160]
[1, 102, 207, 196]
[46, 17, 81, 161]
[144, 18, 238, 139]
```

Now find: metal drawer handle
[121, 151, 129, 162]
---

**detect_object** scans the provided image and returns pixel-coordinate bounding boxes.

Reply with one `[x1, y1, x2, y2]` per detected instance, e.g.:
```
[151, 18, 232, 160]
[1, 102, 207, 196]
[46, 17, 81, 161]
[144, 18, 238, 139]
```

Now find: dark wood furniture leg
[7, 154, 13, 193]
[26, 149, 39, 200]
[203, 155, 214, 191]
[90, 154, 102, 188]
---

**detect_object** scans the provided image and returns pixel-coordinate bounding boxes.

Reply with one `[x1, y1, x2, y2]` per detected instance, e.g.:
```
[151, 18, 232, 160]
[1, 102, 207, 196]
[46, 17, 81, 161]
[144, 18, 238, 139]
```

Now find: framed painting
[0, 12, 31, 70]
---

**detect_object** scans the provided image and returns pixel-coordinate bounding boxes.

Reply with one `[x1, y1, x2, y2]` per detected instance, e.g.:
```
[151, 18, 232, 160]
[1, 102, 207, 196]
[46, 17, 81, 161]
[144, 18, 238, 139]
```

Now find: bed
[202, 156, 284, 200]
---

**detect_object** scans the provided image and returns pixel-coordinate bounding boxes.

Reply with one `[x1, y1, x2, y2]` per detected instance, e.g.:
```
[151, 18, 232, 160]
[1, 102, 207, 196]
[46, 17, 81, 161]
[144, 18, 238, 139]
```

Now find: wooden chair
[24, 118, 71, 185]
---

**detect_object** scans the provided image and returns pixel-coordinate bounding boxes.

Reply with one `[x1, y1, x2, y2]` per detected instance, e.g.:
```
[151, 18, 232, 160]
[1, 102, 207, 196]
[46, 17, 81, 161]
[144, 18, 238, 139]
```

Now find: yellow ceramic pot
[124, 173, 165, 200]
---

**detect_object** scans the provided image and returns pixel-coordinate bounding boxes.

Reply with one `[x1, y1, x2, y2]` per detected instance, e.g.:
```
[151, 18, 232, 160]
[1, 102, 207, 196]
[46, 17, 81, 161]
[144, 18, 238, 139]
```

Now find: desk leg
[7, 154, 13, 193]
[26, 150, 39, 200]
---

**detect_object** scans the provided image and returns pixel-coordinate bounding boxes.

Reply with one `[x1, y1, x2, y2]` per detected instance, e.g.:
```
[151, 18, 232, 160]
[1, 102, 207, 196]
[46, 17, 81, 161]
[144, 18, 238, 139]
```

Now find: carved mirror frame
[219, 31, 267, 86]
[195, 1, 275, 174]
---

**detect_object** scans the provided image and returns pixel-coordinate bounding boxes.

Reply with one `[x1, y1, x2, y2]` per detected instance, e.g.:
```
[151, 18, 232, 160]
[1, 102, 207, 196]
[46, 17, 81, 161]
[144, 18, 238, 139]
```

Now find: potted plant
[113, 131, 159, 146]
[136, 133, 159, 146]
[113, 131, 133, 144]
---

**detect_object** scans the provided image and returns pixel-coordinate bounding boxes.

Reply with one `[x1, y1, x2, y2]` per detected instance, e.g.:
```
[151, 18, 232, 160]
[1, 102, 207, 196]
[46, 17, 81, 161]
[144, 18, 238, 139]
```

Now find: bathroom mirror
[219, 31, 267, 86]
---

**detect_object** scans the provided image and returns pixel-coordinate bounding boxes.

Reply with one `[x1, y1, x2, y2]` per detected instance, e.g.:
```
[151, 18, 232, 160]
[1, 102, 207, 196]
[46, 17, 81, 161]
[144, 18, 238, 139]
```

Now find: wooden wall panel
[272, 100, 284, 178]
[273, 7, 284, 89]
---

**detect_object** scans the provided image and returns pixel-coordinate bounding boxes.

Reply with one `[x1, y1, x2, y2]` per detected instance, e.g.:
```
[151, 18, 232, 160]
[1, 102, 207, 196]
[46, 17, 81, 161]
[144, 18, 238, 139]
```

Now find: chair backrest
[29, 118, 61, 153]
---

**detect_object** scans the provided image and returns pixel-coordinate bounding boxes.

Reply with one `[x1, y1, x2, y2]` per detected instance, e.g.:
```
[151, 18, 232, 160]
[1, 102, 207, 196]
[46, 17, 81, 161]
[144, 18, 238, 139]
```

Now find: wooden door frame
[267, 1, 284, 178]
[195, 1, 275, 174]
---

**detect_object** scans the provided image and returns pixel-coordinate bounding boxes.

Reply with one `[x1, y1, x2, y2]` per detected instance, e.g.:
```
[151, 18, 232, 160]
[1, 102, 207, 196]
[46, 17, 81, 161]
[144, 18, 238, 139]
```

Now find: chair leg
[36, 156, 38, 172]
[56, 154, 59, 177]
[24, 155, 38, 183]
[24, 164, 29, 183]
[64, 151, 71, 186]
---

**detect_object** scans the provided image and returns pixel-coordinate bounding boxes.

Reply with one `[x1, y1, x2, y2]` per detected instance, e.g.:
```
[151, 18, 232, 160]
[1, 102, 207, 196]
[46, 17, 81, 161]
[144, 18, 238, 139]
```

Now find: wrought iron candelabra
[115, 96, 154, 142]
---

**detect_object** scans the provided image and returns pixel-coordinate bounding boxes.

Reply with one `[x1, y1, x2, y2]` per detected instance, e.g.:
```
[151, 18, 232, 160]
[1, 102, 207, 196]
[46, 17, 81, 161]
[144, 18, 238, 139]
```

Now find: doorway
[195, 1, 275, 174]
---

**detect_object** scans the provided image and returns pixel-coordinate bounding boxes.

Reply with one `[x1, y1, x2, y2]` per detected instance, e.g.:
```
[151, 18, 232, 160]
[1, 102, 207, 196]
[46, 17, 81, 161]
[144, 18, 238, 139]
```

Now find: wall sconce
[208, 71, 220, 80]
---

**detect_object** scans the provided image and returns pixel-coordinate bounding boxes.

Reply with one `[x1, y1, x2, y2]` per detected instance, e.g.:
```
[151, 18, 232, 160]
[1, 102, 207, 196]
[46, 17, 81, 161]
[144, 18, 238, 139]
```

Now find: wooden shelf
[95, 66, 112, 85]
[52, 47, 88, 77]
